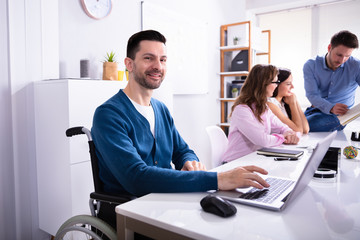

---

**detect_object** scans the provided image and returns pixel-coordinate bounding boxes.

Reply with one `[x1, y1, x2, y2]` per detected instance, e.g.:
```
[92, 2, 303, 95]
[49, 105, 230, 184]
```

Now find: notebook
[337, 103, 360, 125]
[257, 147, 304, 159]
[213, 131, 337, 211]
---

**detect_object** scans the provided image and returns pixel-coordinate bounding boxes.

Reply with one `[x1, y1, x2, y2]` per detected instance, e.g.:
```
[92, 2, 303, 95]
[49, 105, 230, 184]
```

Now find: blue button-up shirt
[303, 55, 360, 114]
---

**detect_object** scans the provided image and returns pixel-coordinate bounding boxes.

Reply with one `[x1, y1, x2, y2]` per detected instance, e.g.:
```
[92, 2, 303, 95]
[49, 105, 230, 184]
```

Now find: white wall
[58, 0, 140, 80]
[246, 0, 348, 14]
[7, 0, 52, 239]
[0, 1, 16, 239]
[257, 8, 312, 107]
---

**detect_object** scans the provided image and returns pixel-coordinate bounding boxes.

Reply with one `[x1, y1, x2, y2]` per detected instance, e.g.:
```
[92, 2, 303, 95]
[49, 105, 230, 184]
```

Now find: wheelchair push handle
[66, 126, 92, 141]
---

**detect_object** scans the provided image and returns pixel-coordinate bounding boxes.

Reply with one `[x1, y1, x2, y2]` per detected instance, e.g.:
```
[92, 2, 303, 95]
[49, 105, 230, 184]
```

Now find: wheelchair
[54, 127, 136, 240]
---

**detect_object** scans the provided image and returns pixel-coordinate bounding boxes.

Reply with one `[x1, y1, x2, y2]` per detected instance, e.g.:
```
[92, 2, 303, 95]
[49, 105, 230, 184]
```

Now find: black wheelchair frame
[54, 126, 136, 240]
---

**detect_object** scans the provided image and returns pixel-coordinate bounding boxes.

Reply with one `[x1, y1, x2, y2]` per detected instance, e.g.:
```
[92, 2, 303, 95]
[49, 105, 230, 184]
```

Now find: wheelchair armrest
[90, 191, 136, 205]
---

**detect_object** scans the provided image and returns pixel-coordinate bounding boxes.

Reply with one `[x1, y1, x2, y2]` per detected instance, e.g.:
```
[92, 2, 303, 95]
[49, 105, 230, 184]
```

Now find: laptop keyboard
[239, 177, 294, 204]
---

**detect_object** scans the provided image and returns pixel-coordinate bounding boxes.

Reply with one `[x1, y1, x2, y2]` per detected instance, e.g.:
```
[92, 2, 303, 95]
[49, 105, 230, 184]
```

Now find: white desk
[116, 131, 360, 240]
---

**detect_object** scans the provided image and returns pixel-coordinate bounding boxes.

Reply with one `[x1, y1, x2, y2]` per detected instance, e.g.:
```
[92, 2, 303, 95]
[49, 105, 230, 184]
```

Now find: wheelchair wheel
[54, 214, 117, 240]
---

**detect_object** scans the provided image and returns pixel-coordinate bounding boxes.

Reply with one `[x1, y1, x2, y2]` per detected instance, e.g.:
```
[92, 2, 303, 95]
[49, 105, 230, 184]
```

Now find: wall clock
[81, 0, 113, 20]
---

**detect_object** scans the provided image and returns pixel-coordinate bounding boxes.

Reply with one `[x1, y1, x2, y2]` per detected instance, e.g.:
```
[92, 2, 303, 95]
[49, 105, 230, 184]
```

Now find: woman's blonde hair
[230, 64, 278, 122]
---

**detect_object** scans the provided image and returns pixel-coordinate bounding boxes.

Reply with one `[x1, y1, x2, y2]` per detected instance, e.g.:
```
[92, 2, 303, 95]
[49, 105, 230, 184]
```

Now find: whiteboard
[141, 1, 208, 94]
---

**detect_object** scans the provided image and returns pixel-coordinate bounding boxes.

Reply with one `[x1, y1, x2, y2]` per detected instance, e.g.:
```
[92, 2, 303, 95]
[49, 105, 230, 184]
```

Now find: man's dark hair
[127, 30, 166, 60]
[331, 30, 359, 49]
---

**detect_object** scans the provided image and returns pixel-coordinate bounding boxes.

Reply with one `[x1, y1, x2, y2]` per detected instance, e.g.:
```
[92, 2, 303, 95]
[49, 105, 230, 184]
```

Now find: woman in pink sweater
[222, 64, 300, 163]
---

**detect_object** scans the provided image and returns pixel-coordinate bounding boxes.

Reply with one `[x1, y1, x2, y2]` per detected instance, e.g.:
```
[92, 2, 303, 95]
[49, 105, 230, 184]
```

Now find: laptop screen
[282, 131, 337, 208]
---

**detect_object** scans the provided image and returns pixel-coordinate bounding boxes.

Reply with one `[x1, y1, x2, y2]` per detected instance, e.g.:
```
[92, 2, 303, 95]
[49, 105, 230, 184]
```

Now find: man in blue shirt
[91, 30, 269, 230]
[303, 30, 360, 132]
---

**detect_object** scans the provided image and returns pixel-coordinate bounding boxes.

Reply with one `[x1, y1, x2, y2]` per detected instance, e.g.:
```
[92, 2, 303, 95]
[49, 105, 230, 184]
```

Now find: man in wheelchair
[91, 30, 270, 231]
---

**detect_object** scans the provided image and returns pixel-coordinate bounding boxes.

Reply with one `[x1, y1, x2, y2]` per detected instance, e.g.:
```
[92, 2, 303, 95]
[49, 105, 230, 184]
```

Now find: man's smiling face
[131, 40, 167, 90]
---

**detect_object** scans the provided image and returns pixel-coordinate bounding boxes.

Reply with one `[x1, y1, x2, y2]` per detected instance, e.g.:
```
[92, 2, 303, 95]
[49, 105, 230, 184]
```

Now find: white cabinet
[34, 79, 127, 235]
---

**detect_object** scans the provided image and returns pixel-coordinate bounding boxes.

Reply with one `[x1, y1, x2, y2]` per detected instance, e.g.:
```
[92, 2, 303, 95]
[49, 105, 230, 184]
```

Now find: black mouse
[200, 195, 237, 217]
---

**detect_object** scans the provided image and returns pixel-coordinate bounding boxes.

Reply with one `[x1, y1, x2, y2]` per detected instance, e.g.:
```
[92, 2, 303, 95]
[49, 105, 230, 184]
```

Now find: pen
[274, 157, 298, 161]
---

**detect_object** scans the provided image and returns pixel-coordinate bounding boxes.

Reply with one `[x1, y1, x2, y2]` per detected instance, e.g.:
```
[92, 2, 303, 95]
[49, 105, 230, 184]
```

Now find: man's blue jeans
[304, 107, 345, 132]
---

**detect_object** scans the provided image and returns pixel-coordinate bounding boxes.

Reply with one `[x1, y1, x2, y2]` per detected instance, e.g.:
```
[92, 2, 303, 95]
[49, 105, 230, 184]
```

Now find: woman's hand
[283, 131, 300, 144]
[283, 93, 296, 105]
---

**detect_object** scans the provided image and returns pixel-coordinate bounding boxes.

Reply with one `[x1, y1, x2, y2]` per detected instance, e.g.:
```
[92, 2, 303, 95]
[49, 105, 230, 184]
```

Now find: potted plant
[102, 51, 118, 80]
[232, 87, 239, 98]
[233, 36, 239, 45]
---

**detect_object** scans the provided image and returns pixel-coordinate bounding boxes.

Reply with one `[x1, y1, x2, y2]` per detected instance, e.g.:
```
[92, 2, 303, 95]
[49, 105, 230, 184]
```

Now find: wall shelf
[219, 45, 249, 51]
[219, 71, 249, 76]
[219, 98, 236, 101]
[219, 21, 271, 133]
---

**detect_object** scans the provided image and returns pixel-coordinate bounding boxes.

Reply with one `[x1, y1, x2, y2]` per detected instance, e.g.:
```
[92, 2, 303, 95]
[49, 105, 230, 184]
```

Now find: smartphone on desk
[274, 157, 298, 161]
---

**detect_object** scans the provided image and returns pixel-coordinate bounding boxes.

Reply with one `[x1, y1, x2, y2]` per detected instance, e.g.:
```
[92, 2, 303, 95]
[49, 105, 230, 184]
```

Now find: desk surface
[116, 131, 360, 240]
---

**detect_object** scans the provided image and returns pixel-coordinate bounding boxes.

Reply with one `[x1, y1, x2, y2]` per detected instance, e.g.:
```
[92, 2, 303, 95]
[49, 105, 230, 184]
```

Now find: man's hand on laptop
[217, 166, 270, 191]
[181, 160, 207, 171]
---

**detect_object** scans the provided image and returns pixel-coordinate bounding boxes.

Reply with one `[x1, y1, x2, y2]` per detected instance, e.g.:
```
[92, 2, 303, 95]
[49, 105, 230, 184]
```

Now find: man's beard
[133, 66, 164, 90]
[328, 51, 341, 69]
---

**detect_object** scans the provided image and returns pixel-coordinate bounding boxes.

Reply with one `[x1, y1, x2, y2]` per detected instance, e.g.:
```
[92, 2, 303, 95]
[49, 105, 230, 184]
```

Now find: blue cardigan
[92, 90, 217, 196]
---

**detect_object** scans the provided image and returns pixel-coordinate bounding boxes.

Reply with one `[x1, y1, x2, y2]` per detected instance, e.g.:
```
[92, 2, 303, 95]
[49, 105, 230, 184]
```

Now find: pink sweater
[221, 104, 292, 163]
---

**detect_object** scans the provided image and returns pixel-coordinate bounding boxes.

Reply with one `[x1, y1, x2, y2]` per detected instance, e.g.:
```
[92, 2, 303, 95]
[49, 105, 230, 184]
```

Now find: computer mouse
[200, 195, 237, 217]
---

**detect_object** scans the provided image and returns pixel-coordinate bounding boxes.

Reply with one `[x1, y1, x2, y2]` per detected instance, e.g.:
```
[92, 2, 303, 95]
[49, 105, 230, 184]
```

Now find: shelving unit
[219, 21, 271, 133]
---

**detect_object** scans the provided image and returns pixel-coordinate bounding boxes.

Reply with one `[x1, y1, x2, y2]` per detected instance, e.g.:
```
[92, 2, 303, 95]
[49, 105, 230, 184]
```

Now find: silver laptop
[214, 131, 337, 211]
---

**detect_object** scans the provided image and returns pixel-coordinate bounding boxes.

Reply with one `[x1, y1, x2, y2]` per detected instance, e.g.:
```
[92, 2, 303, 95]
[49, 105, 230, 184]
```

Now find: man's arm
[181, 160, 207, 171]
[92, 102, 217, 196]
[94, 111, 270, 195]
[303, 59, 335, 113]
[330, 103, 348, 115]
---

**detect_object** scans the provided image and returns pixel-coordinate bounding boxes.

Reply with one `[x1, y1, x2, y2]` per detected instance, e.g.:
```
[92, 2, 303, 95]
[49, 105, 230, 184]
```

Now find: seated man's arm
[181, 160, 207, 171]
[92, 104, 216, 196]
[218, 166, 270, 190]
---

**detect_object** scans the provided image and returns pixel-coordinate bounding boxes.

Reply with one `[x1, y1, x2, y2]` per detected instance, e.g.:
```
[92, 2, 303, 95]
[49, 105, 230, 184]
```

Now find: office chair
[54, 126, 136, 240]
[206, 126, 228, 168]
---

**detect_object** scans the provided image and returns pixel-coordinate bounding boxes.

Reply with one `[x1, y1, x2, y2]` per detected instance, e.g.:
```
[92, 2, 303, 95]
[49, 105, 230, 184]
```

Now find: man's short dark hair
[127, 30, 166, 60]
[331, 30, 359, 49]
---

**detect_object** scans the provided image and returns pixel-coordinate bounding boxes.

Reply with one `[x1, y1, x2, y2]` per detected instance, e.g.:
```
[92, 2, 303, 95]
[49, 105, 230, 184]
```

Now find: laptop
[213, 131, 337, 211]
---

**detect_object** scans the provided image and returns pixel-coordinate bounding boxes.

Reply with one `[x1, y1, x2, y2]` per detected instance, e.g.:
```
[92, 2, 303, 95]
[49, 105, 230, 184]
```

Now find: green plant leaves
[104, 51, 116, 62]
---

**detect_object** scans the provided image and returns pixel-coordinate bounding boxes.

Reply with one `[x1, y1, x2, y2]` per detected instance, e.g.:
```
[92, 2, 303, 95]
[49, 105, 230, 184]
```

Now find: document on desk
[256, 148, 304, 159]
[213, 131, 337, 211]
[337, 103, 360, 126]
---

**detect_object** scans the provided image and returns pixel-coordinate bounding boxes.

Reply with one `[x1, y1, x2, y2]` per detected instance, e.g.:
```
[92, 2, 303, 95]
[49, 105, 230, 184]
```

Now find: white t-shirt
[268, 97, 289, 118]
[129, 98, 155, 137]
